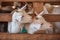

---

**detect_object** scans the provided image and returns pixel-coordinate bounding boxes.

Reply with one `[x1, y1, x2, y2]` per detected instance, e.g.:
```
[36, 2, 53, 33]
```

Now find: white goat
[8, 4, 27, 33]
[27, 10, 53, 34]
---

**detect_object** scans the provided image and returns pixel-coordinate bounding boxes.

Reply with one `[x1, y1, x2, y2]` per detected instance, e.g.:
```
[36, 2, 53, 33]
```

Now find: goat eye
[41, 23, 43, 25]
[22, 16, 24, 17]
[36, 18, 39, 20]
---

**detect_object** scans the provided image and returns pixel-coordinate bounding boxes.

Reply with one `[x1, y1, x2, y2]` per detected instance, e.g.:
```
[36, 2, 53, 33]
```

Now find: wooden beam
[33, 2, 43, 14]
[0, 33, 60, 40]
[43, 14, 60, 22]
[44, 0, 60, 2]
[0, 0, 60, 2]
[0, 13, 12, 22]
[44, 2, 60, 5]
[0, 13, 60, 22]
[0, 0, 43, 2]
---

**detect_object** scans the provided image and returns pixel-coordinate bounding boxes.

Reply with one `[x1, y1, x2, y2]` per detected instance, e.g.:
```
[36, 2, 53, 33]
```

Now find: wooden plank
[0, 33, 60, 40]
[0, 13, 12, 22]
[43, 14, 60, 22]
[33, 2, 43, 14]
[0, 0, 43, 2]
[44, 0, 60, 2]
[0, 13, 60, 22]
[0, 0, 60, 2]
[45, 2, 60, 5]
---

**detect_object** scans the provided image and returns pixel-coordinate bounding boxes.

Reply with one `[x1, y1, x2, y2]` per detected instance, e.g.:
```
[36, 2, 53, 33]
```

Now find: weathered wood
[0, 0, 60, 2]
[0, 33, 60, 40]
[33, 2, 43, 14]
[45, 2, 60, 5]
[43, 14, 60, 22]
[0, 1, 60, 40]
[0, 0, 43, 2]
[0, 13, 12, 22]
[0, 14, 60, 22]
[44, 0, 60, 2]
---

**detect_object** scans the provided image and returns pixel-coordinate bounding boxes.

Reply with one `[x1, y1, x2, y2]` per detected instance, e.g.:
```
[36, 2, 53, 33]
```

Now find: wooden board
[0, 13, 60, 22]
[0, 33, 60, 40]
[0, 0, 60, 2]
[43, 14, 60, 22]
[0, 13, 12, 22]
[33, 2, 43, 14]
[44, 0, 60, 2]
[0, 0, 43, 2]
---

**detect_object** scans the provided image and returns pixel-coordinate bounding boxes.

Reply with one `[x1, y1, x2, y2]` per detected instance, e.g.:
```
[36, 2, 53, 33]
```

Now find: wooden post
[33, 2, 43, 14]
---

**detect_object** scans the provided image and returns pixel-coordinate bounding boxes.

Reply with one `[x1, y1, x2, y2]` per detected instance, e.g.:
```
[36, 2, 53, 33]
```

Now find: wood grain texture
[0, 13, 60, 22]
[44, 0, 60, 2]
[33, 2, 43, 14]
[43, 14, 60, 22]
[0, 0, 43, 2]
[0, 13, 12, 22]
[0, 33, 60, 40]
[0, 0, 60, 2]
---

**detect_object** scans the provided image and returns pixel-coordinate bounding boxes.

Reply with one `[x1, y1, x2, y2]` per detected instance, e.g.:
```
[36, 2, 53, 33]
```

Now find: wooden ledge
[43, 14, 60, 22]
[0, 0, 60, 2]
[0, 33, 60, 40]
[0, 13, 60, 22]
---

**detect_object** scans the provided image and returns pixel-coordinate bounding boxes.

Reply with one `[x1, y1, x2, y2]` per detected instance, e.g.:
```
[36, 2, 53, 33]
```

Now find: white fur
[27, 22, 41, 34]
[8, 11, 23, 33]
[27, 10, 53, 34]
[34, 10, 53, 34]
[8, 4, 27, 33]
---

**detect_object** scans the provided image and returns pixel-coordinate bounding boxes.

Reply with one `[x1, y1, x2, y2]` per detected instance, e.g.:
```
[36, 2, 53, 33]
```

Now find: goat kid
[27, 11, 53, 34]
[8, 4, 27, 33]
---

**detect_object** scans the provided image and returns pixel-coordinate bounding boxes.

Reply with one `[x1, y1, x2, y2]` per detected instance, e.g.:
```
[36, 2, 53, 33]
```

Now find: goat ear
[21, 4, 28, 10]
[34, 10, 44, 16]
[35, 11, 44, 19]
[39, 11, 44, 16]
[34, 11, 38, 16]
